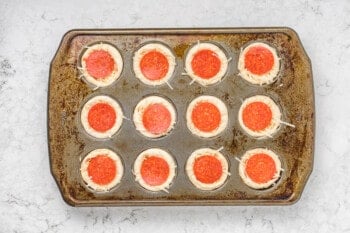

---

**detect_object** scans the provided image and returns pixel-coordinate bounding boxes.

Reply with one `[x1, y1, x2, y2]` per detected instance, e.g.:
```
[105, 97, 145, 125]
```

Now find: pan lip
[58, 26, 301, 35]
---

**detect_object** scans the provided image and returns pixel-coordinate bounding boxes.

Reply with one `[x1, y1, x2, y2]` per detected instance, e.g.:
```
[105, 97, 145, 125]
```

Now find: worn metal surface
[48, 28, 314, 206]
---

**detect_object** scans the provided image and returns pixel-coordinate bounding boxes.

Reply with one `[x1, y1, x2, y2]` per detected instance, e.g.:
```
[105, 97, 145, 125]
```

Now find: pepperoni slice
[84, 49, 116, 79]
[140, 156, 170, 186]
[142, 103, 171, 135]
[244, 46, 274, 75]
[245, 153, 277, 184]
[140, 50, 169, 80]
[87, 155, 117, 185]
[88, 103, 117, 132]
[191, 49, 221, 79]
[242, 101, 272, 131]
[193, 155, 223, 184]
[191, 102, 221, 132]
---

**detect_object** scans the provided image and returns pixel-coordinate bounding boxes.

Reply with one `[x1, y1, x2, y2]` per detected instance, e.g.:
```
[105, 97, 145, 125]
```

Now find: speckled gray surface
[0, 0, 349, 232]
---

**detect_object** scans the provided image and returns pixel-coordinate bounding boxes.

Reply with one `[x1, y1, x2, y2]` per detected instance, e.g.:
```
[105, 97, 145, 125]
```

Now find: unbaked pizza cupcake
[186, 95, 228, 138]
[80, 42, 123, 87]
[81, 95, 123, 139]
[80, 148, 124, 192]
[133, 96, 176, 138]
[185, 42, 228, 86]
[238, 148, 282, 189]
[238, 42, 280, 85]
[186, 148, 229, 191]
[133, 42, 176, 86]
[133, 148, 176, 192]
[238, 95, 281, 138]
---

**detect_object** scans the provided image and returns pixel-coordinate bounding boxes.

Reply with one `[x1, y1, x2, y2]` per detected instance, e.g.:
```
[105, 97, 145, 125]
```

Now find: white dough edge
[81, 95, 123, 139]
[186, 95, 228, 138]
[238, 95, 281, 139]
[238, 148, 282, 189]
[133, 43, 176, 86]
[185, 42, 228, 86]
[186, 148, 229, 191]
[133, 96, 176, 138]
[133, 148, 177, 192]
[238, 42, 280, 85]
[80, 148, 124, 192]
[81, 43, 123, 87]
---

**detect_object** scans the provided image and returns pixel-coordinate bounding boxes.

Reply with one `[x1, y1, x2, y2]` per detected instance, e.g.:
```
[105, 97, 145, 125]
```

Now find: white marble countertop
[1, 0, 349, 232]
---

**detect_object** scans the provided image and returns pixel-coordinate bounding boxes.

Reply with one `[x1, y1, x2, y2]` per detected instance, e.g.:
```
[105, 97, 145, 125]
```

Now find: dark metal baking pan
[48, 28, 314, 206]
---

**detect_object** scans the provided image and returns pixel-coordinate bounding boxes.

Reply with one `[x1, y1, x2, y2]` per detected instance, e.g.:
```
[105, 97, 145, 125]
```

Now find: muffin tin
[48, 28, 314, 206]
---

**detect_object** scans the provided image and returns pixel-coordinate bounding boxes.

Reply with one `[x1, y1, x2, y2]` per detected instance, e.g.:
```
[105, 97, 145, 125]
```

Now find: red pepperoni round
[88, 103, 117, 132]
[140, 50, 169, 80]
[84, 49, 116, 79]
[142, 103, 171, 135]
[193, 155, 223, 184]
[191, 49, 221, 79]
[244, 46, 274, 75]
[87, 155, 117, 185]
[191, 102, 221, 132]
[242, 101, 272, 131]
[140, 156, 170, 186]
[245, 153, 276, 184]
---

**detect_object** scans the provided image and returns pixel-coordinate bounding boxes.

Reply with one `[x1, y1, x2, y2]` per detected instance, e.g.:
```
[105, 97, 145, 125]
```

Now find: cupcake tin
[48, 28, 314, 206]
